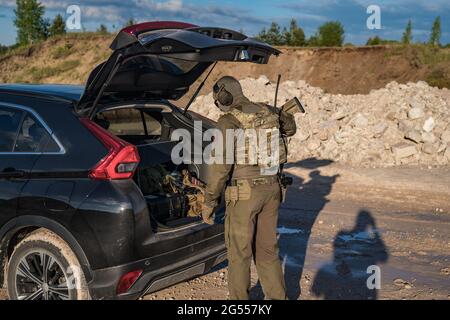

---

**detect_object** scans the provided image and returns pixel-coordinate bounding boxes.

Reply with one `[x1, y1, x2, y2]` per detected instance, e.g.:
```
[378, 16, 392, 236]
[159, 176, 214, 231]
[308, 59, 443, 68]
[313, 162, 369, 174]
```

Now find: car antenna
[183, 62, 218, 115]
[274, 74, 281, 108]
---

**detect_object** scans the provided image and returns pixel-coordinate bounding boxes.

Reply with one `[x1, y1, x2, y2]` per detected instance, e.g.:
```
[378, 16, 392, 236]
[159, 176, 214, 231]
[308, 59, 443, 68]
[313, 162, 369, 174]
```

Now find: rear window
[122, 55, 198, 75]
[0, 107, 23, 152]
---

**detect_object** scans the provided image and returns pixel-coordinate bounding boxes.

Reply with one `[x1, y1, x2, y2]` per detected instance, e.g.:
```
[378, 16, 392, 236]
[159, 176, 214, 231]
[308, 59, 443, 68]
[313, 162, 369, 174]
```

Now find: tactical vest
[228, 104, 288, 168]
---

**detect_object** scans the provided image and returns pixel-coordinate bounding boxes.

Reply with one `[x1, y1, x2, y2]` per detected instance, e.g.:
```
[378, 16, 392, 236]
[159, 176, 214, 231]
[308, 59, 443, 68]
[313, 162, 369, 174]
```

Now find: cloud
[0, 0, 267, 29]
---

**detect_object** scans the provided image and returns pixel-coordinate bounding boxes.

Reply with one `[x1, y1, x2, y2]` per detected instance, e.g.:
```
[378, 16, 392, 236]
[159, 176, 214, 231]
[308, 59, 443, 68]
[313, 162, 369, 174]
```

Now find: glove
[201, 203, 215, 225]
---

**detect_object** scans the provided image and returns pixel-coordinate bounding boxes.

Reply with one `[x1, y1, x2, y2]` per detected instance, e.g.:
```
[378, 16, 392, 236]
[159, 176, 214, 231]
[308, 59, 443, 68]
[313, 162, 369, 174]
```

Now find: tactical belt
[229, 176, 279, 187]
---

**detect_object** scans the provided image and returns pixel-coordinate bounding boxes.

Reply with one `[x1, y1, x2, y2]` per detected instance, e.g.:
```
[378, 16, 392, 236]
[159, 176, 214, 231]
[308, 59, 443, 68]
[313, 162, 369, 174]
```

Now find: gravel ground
[1, 163, 449, 300]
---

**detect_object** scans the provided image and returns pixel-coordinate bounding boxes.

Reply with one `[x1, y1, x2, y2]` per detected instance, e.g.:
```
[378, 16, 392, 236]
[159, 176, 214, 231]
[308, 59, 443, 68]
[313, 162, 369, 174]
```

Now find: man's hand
[201, 203, 215, 225]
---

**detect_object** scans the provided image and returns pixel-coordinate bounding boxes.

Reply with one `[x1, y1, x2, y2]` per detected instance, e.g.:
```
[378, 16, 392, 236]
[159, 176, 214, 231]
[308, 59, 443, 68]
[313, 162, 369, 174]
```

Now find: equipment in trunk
[137, 163, 205, 227]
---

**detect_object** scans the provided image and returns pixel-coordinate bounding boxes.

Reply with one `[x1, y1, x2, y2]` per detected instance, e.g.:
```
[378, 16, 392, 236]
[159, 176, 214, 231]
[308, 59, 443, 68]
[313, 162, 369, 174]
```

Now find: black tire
[6, 228, 89, 300]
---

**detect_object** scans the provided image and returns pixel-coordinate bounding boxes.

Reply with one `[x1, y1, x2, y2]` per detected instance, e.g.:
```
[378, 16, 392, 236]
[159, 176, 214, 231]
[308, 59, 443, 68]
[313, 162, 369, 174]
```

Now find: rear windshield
[121, 55, 199, 75]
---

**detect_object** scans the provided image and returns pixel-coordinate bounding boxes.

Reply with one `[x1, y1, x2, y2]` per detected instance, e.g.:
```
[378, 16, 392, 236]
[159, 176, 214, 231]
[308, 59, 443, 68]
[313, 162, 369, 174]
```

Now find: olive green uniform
[204, 100, 296, 300]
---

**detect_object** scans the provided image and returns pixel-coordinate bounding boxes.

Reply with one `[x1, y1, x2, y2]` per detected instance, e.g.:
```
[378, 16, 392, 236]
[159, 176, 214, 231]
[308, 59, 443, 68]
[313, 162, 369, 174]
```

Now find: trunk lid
[77, 21, 280, 116]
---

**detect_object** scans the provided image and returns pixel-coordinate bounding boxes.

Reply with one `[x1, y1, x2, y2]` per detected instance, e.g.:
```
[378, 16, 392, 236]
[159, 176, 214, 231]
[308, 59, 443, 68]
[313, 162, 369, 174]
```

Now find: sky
[0, 0, 449, 46]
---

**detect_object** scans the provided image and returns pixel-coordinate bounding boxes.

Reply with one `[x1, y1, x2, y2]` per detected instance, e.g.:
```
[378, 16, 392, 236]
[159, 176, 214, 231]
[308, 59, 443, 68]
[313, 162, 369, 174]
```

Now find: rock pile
[190, 76, 450, 167]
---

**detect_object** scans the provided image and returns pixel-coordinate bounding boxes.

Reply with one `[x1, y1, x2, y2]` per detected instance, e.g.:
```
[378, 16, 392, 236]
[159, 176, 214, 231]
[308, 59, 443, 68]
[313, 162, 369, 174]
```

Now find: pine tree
[257, 22, 284, 45]
[124, 18, 137, 28]
[97, 24, 108, 34]
[49, 14, 66, 37]
[14, 0, 48, 45]
[428, 17, 441, 47]
[287, 19, 305, 46]
[402, 20, 412, 44]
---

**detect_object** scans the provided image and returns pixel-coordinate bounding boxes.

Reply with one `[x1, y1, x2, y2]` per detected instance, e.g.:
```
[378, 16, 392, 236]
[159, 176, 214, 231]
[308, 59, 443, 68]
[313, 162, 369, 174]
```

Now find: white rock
[352, 113, 369, 128]
[391, 143, 417, 159]
[408, 107, 424, 120]
[423, 117, 435, 132]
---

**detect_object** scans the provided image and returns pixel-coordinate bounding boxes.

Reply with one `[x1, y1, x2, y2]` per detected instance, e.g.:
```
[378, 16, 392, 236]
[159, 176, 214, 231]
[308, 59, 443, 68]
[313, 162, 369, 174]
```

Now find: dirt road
[144, 160, 450, 300]
[1, 160, 449, 300]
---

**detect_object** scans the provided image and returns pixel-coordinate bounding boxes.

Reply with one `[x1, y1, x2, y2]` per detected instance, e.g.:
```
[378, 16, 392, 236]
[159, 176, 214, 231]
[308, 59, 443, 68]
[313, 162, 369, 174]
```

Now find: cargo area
[95, 106, 208, 230]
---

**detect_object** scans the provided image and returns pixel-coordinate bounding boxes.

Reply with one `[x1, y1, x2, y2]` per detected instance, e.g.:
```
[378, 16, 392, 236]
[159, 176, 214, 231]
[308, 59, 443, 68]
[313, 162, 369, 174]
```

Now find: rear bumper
[87, 242, 227, 300]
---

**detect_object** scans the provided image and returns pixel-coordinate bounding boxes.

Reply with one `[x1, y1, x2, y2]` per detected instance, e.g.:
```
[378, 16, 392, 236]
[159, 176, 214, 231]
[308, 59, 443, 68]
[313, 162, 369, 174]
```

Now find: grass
[29, 59, 81, 82]
[52, 43, 74, 59]
[426, 69, 450, 89]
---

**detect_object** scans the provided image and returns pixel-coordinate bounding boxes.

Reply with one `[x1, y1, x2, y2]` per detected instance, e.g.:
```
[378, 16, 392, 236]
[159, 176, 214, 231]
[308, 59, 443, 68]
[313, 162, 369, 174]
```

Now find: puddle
[277, 226, 304, 235]
[337, 229, 382, 244]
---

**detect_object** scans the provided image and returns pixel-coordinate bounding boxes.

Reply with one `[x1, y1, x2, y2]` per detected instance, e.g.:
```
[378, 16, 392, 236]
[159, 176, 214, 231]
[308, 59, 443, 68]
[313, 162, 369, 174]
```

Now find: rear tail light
[116, 269, 143, 295]
[79, 118, 140, 180]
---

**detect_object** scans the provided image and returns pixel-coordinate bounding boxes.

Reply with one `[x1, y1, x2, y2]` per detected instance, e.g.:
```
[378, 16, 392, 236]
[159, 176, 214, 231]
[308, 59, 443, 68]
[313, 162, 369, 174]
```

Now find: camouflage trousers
[224, 182, 286, 300]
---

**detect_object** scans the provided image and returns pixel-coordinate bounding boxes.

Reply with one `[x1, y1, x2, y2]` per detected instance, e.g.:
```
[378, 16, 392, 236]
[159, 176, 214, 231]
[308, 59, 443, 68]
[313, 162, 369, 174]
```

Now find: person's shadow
[250, 158, 338, 300]
[311, 210, 389, 300]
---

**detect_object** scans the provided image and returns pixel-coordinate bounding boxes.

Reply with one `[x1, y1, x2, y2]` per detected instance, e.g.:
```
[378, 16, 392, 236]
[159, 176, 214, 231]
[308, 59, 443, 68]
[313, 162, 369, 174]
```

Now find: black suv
[0, 21, 279, 300]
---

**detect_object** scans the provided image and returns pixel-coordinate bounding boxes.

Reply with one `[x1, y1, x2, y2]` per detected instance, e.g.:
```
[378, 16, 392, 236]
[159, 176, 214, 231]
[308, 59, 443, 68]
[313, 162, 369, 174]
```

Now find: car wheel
[6, 228, 90, 300]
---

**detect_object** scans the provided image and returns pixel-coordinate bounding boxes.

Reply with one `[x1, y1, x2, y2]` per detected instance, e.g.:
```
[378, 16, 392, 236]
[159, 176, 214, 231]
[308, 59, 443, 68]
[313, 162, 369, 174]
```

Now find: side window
[14, 113, 60, 153]
[97, 109, 162, 137]
[143, 112, 162, 136]
[0, 107, 23, 152]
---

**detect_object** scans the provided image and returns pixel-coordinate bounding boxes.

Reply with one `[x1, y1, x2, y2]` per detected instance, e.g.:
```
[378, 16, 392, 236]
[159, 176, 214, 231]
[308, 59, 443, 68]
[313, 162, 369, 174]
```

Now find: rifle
[273, 74, 306, 115]
[281, 97, 306, 115]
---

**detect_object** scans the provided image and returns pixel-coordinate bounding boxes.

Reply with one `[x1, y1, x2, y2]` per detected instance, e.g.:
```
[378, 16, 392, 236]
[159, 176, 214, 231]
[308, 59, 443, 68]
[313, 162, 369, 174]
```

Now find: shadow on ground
[250, 158, 389, 300]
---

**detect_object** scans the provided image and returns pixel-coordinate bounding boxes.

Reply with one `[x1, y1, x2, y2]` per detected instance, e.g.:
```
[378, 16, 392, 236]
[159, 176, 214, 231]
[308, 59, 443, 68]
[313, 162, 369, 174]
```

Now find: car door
[0, 104, 62, 226]
[0, 105, 36, 226]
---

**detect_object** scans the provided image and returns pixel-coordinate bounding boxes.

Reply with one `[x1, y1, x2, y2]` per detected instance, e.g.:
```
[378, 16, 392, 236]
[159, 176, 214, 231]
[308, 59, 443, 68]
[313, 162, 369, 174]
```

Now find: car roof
[0, 84, 84, 102]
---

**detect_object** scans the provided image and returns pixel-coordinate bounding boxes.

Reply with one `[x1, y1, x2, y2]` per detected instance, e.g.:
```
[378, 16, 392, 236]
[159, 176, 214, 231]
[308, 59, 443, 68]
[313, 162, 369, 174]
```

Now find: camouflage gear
[228, 103, 288, 168]
[204, 78, 297, 300]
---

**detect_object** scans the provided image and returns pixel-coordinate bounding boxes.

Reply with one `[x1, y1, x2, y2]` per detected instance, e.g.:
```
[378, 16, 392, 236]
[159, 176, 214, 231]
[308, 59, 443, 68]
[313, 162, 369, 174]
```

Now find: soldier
[202, 76, 296, 300]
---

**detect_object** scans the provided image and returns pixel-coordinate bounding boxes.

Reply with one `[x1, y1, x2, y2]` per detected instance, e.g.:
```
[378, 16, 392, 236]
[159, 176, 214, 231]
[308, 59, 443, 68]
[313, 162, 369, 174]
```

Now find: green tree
[284, 19, 305, 46]
[14, 0, 48, 45]
[49, 14, 66, 37]
[317, 21, 345, 46]
[402, 19, 412, 44]
[366, 36, 382, 46]
[124, 18, 137, 28]
[428, 16, 441, 46]
[257, 22, 284, 45]
[307, 35, 320, 47]
[0, 44, 10, 55]
[97, 24, 108, 34]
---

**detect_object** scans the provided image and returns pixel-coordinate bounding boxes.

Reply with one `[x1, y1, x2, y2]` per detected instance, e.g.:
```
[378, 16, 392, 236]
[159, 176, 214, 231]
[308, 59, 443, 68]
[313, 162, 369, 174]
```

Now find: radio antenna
[274, 74, 281, 108]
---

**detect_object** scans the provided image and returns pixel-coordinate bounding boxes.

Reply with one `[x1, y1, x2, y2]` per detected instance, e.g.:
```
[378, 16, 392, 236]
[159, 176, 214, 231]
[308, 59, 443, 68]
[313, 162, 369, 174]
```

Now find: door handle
[0, 169, 26, 179]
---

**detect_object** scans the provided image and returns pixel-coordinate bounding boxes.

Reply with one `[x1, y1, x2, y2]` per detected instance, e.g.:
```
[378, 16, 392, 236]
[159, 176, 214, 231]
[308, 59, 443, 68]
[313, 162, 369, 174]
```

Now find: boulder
[423, 117, 435, 133]
[352, 113, 369, 128]
[422, 143, 437, 155]
[405, 129, 422, 144]
[421, 132, 436, 144]
[408, 107, 424, 120]
[391, 143, 417, 159]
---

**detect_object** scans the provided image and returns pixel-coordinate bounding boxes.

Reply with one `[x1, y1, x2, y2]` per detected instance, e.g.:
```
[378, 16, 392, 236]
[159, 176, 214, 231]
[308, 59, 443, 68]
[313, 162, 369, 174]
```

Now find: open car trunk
[135, 142, 207, 230]
[83, 21, 280, 230]
[94, 104, 212, 231]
